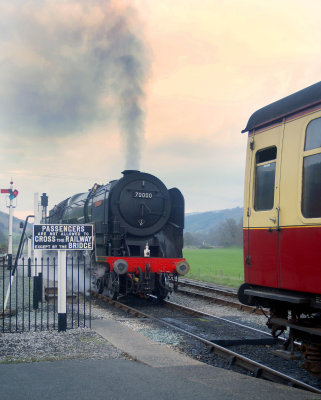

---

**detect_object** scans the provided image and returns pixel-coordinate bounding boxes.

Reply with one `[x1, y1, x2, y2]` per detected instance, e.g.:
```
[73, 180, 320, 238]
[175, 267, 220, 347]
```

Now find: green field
[183, 247, 244, 288]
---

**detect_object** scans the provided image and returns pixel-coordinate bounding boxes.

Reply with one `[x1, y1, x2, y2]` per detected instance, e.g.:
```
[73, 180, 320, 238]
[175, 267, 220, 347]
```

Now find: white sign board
[33, 224, 93, 251]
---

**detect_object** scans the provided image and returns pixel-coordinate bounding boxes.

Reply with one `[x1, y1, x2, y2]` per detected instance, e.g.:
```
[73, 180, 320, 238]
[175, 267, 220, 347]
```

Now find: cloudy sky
[0, 0, 321, 219]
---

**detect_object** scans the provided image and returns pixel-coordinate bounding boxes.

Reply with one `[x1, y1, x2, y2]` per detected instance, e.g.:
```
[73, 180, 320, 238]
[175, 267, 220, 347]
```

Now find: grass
[183, 247, 244, 288]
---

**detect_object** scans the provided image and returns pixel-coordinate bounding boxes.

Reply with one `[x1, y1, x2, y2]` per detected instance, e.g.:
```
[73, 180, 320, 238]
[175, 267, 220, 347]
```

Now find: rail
[177, 279, 263, 314]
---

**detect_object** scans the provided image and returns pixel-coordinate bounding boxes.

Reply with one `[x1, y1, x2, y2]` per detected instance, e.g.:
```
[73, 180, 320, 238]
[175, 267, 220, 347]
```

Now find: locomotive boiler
[48, 170, 189, 300]
[238, 81, 321, 376]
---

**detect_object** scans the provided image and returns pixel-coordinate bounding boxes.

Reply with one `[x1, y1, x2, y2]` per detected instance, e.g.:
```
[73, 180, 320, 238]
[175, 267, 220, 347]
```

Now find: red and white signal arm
[1, 188, 19, 199]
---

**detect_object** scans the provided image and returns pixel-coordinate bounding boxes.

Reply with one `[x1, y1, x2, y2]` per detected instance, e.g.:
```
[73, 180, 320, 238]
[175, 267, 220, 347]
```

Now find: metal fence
[0, 256, 92, 333]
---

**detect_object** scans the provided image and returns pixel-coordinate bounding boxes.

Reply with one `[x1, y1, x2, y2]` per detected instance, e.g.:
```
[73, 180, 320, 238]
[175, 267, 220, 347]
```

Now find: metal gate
[0, 256, 92, 333]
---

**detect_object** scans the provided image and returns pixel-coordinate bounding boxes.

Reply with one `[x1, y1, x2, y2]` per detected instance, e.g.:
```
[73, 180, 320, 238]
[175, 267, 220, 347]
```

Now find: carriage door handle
[276, 206, 280, 231]
[268, 207, 280, 231]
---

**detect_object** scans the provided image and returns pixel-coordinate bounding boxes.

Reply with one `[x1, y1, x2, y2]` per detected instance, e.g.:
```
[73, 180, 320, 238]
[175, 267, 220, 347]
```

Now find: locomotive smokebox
[110, 170, 171, 237]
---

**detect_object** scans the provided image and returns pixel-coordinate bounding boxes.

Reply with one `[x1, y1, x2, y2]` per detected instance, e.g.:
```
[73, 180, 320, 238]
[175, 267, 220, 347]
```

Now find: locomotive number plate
[133, 191, 153, 199]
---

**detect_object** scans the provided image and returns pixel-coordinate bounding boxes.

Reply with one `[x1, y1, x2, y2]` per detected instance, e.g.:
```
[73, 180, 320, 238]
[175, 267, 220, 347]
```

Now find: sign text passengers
[33, 224, 93, 250]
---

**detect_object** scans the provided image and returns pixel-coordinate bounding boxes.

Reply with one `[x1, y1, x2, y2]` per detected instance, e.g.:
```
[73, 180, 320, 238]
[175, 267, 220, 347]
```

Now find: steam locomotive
[238, 81, 321, 376]
[48, 170, 189, 300]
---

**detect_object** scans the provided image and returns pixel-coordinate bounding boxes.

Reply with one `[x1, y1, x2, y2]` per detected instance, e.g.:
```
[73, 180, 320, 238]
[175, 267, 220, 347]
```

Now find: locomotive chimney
[122, 170, 140, 176]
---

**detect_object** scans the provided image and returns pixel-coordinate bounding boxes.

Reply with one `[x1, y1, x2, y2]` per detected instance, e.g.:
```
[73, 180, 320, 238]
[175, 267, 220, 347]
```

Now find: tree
[184, 232, 195, 247]
[212, 218, 242, 247]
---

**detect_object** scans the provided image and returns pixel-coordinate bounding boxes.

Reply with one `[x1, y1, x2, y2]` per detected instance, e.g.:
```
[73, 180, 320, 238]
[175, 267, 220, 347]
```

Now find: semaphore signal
[1, 188, 19, 199]
[1, 181, 19, 269]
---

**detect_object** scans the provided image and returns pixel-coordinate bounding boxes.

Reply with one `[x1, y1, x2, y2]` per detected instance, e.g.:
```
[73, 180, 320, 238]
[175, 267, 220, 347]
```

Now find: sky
[0, 0, 321, 220]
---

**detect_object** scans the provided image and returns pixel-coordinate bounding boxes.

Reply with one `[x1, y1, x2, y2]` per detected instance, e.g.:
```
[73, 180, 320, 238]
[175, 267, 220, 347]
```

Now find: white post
[58, 250, 67, 331]
[33, 193, 41, 276]
[7, 180, 14, 269]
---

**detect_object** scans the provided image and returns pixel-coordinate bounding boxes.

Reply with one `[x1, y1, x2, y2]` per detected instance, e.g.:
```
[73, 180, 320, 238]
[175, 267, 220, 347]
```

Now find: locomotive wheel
[106, 271, 119, 300]
[154, 273, 170, 301]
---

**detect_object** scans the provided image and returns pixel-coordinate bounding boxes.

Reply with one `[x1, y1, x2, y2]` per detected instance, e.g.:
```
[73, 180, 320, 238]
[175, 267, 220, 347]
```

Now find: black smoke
[0, 0, 149, 168]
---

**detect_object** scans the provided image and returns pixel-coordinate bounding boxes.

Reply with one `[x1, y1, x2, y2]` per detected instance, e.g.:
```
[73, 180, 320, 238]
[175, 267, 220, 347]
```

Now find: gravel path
[0, 328, 126, 364]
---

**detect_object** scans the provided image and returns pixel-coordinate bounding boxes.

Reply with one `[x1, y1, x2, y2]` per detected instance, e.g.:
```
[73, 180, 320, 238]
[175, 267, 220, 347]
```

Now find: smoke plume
[0, 0, 149, 169]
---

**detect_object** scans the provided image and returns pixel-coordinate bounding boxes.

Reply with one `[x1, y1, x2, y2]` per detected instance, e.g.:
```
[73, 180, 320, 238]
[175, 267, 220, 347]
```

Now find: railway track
[178, 278, 238, 297]
[176, 278, 263, 314]
[91, 292, 321, 394]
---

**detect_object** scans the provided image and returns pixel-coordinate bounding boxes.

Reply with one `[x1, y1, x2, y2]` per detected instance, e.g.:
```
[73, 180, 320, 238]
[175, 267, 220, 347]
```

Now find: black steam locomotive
[48, 170, 189, 300]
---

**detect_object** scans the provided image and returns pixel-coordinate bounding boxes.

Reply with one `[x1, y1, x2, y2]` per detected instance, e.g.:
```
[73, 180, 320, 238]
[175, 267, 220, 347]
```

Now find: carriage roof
[242, 81, 321, 133]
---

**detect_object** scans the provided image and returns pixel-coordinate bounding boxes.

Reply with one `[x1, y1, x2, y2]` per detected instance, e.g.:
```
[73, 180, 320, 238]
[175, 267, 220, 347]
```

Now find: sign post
[33, 224, 93, 332]
[57, 250, 67, 331]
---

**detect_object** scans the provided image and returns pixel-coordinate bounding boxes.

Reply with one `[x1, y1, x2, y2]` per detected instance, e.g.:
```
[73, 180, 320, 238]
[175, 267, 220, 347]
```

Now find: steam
[18, 252, 93, 295]
[0, 0, 149, 169]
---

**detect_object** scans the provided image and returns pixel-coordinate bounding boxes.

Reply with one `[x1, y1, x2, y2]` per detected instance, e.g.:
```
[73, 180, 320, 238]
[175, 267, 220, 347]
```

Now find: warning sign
[33, 224, 93, 251]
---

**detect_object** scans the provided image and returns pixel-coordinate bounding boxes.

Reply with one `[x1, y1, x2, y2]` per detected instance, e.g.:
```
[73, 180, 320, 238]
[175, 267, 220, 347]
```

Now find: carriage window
[304, 118, 321, 151]
[302, 118, 321, 218]
[254, 147, 277, 211]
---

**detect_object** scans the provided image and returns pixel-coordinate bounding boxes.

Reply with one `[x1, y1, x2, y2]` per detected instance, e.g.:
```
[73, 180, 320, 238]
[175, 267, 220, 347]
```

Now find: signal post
[1, 181, 18, 311]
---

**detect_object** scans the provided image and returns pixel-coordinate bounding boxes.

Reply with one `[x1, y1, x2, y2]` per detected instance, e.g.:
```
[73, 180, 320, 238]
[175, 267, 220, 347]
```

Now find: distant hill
[185, 207, 243, 234]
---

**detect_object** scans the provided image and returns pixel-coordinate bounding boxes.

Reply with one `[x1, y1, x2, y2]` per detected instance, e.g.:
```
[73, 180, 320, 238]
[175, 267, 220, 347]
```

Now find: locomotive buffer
[33, 224, 93, 331]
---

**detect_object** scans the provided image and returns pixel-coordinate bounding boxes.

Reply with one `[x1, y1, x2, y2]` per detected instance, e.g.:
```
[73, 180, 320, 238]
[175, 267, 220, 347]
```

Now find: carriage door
[244, 126, 283, 288]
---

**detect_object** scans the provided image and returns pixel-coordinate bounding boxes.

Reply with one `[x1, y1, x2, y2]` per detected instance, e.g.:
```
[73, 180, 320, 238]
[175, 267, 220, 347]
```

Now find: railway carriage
[238, 81, 321, 375]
